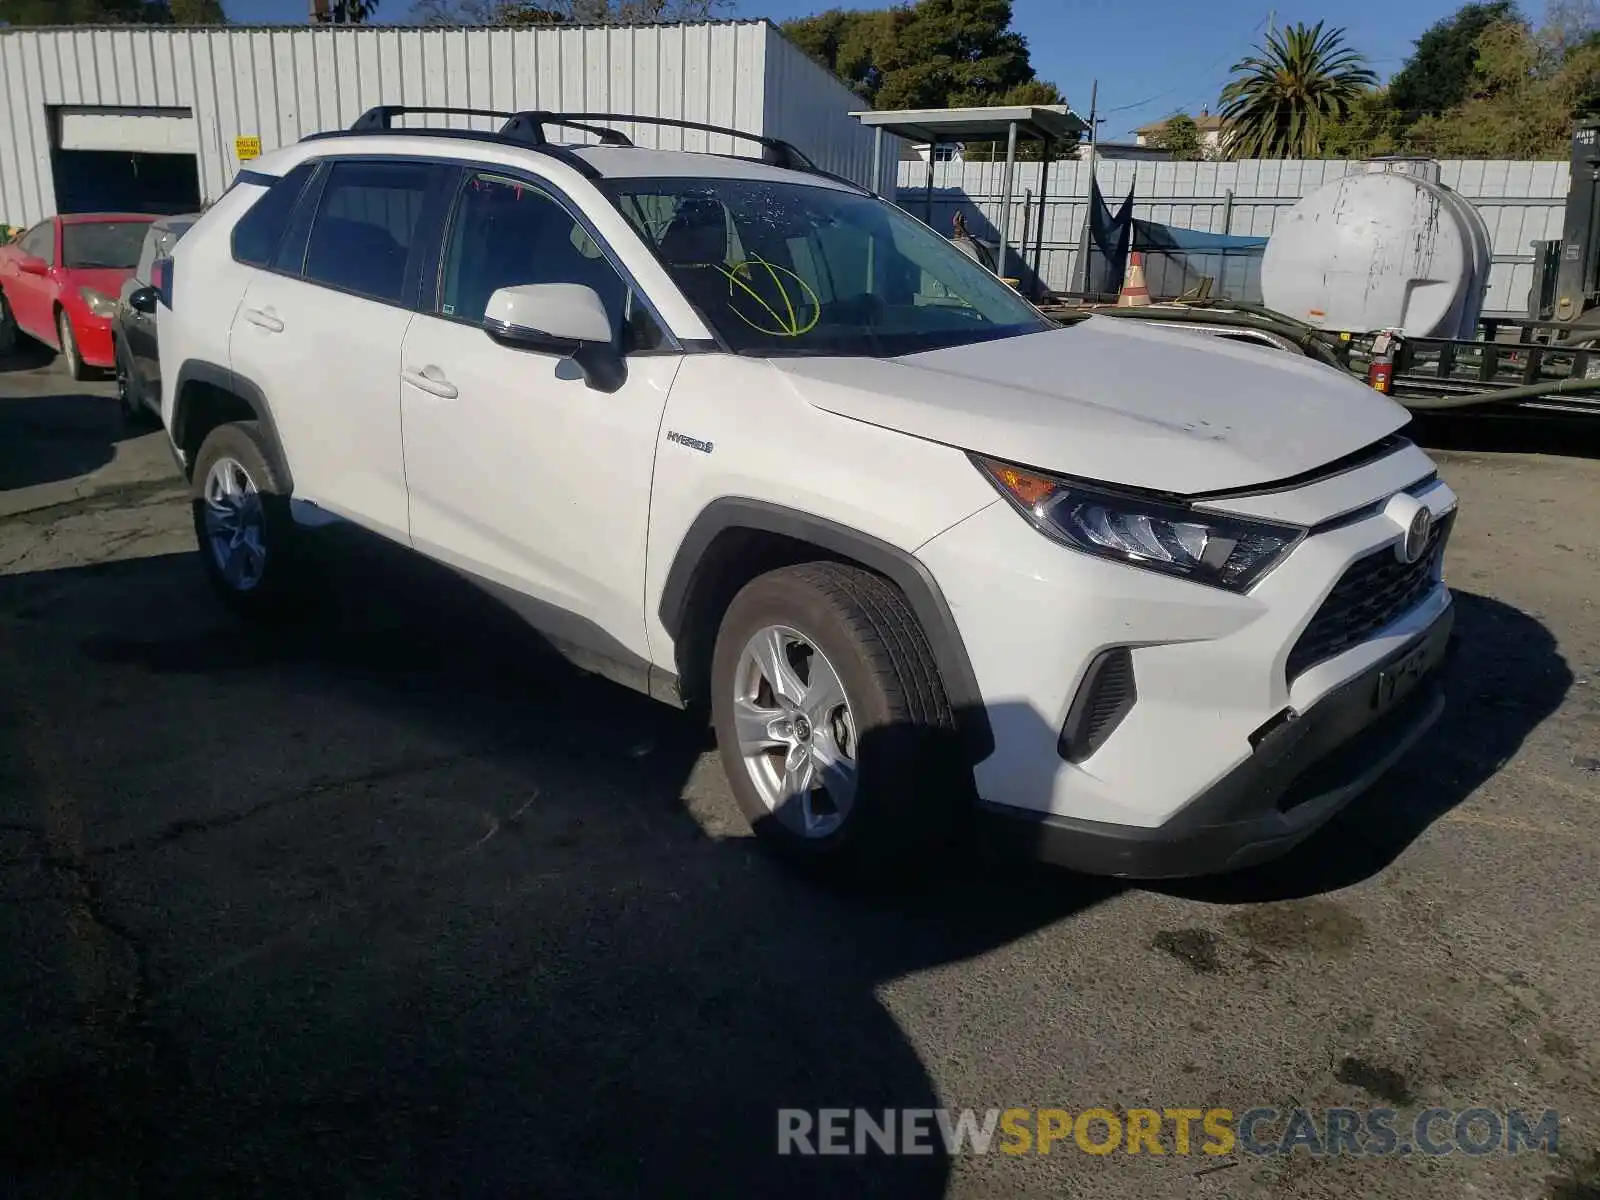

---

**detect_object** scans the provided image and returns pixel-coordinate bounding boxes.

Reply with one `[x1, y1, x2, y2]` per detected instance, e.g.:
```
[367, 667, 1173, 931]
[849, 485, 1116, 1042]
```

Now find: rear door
[126, 218, 195, 397]
[227, 157, 455, 542]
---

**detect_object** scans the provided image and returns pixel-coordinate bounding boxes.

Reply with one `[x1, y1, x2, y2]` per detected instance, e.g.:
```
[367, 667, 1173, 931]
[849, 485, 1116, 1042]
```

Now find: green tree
[1387, 1, 1520, 119]
[1402, 17, 1600, 156]
[782, 8, 888, 100]
[782, 0, 1059, 110]
[0, 0, 223, 22]
[310, 0, 379, 20]
[1149, 113, 1205, 160]
[1219, 21, 1377, 158]
[1317, 87, 1404, 158]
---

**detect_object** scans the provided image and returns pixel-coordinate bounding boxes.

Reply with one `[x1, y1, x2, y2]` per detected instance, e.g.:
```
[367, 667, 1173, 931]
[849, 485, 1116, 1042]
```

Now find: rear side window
[301, 160, 433, 305]
[231, 162, 316, 267]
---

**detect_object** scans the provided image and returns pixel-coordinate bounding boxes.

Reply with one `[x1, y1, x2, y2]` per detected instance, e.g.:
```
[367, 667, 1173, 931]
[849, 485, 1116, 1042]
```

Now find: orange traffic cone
[1117, 252, 1151, 307]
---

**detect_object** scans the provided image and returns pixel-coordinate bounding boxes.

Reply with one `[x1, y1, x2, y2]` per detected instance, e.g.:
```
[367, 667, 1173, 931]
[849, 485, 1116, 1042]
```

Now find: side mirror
[18, 257, 47, 276]
[483, 283, 625, 393]
[128, 285, 159, 315]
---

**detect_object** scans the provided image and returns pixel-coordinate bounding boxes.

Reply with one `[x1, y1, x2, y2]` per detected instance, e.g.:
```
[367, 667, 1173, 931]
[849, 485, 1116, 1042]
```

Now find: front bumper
[71, 312, 116, 367]
[979, 603, 1455, 878]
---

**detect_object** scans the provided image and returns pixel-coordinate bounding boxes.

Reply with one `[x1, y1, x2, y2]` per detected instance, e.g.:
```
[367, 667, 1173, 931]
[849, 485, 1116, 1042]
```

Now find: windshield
[601, 178, 1050, 357]
[62, 221, 150, 270]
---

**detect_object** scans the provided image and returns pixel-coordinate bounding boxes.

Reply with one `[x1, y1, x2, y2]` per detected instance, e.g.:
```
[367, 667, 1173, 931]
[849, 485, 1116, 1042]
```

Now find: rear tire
[710, 561, 967, 880]
[57, 309, 90, 382]
[189, 421, 302, 618]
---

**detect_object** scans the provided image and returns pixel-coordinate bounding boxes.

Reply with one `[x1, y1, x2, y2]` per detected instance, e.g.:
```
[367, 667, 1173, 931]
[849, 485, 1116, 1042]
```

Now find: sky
[218, 0, 1472, 141]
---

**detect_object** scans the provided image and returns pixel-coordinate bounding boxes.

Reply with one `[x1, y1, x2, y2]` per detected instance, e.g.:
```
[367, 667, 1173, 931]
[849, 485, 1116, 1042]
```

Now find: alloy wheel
[731, 624, 859, 838]
[202, 455, 267, 591]
[58, 313, 78, 377]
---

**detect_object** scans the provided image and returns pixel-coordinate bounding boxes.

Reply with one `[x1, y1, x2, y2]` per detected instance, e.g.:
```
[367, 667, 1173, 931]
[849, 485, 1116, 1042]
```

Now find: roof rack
[306, 106, 864, 190]
[502, 111, 816, 168]
[302, 105, 604, 178]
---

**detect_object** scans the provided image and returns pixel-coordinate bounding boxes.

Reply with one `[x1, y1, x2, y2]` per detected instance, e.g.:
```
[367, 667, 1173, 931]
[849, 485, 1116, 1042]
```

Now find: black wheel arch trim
[658, 497, 994, 762]
[171, 359, 294, 491]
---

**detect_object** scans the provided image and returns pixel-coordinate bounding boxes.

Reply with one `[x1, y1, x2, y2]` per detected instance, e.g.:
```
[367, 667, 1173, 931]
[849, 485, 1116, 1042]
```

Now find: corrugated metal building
[0, 20, 891, 227]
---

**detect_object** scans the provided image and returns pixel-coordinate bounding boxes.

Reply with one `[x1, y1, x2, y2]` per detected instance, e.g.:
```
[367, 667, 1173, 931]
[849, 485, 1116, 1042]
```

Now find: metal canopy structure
[851, 104, 1089, 288]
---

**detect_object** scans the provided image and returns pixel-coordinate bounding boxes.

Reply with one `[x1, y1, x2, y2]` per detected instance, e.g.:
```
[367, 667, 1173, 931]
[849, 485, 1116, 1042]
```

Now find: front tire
[57, 309, 90, 382]
[189, 421, 302, 618]
[710, 561, 967, 878]
[114, 338, 147, 426]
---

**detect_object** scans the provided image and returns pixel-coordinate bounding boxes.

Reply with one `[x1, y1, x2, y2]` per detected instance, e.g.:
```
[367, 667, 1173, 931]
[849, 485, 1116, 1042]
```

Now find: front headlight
[974, 456, 1303, 592]
[79, 287, 117, 318]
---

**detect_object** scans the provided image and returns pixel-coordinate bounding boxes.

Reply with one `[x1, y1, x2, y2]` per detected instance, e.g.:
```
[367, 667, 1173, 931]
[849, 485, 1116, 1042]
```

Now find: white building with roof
[0, 19, 892, 227]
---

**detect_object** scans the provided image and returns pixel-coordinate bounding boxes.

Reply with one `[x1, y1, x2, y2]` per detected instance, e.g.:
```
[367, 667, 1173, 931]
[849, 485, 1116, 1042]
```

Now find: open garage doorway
[49, 106, 202, 216]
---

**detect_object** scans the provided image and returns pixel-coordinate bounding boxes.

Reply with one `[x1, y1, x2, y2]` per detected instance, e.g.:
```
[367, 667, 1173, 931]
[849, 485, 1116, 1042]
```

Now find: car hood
[769, 317, 1411, 495]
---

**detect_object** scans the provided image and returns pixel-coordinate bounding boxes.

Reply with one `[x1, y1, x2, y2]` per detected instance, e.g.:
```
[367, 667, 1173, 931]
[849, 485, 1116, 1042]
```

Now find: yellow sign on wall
[235, 135, 262, 161]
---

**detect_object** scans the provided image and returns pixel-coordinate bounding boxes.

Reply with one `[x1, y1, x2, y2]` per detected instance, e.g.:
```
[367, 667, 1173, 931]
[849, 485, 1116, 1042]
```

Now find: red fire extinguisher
[1367, 331, 1397, 394]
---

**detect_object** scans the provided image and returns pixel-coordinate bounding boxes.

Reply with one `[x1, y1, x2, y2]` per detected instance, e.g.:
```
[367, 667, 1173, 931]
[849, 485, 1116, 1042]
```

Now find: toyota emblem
[1398, 505, 1434, 564]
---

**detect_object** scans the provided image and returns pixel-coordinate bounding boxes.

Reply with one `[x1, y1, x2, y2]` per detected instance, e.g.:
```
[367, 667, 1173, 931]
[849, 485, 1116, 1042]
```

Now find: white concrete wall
[0, 21, 881, 228]
[897, 156, 1571, 316]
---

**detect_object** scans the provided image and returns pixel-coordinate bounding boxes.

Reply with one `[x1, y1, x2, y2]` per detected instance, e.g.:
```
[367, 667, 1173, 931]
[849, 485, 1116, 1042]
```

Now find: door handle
[402, 366, 459, 400]
[243, 307, 284, 333]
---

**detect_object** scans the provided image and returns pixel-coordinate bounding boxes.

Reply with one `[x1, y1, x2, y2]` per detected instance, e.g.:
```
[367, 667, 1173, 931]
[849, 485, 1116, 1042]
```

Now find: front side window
[19, 222, 55, 266]
[62, 220, 149, 270]
[436, 172, 665, 351]
[602, 177, 1049, 357]
[302, 160, 433, 304]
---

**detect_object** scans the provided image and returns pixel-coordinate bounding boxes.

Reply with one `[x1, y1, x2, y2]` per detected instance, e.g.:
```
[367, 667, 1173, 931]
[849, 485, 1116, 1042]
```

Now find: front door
[123, 224, 165, 399]
[399, 169, 681, 664]
[5, 222, 58, 340]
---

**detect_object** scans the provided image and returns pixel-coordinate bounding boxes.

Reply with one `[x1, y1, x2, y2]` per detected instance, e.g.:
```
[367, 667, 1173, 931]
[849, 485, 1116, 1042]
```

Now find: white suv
[155, 107, 1458, 879]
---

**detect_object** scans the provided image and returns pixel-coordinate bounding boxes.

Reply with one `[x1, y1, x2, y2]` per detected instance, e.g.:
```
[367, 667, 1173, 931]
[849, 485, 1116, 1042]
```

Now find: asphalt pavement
[2, 341, 1599, 1199]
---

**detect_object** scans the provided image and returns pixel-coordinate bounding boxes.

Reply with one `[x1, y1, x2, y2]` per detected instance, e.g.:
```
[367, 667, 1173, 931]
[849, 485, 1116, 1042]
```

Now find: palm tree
[1219, 22, 1377, 158]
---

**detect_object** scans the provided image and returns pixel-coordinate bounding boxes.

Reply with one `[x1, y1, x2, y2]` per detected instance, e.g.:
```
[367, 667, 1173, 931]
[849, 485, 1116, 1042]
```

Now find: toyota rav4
[152, 107, 1458, 880]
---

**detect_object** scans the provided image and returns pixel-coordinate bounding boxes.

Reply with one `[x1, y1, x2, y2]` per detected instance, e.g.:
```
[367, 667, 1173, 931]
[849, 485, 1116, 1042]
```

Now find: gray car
[114, 213, 199, 424]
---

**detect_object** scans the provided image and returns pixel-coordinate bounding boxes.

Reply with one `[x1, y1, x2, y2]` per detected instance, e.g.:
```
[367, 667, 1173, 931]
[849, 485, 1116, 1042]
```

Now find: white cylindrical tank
[1261, 161, 1493, 339]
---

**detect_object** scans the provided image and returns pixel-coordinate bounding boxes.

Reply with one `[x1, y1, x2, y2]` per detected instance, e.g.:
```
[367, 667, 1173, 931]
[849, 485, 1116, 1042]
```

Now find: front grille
[1286, 512, 1453, 682]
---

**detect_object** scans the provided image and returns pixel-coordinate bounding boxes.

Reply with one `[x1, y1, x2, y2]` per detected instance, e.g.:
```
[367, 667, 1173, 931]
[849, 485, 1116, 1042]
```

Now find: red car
[0, 213, 156, 380]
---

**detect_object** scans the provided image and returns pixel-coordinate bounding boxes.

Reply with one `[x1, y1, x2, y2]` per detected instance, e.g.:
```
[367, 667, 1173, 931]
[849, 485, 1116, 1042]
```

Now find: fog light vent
[1058, 647, 1138, 763]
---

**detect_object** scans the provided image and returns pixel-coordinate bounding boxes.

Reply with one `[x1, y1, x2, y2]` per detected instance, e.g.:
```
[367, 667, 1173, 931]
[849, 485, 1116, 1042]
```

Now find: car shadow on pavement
[0, 386, 128, 494]
[0, 536, 1117, 1198]
[0, 337, 64, 375]
[1164, 589, 1571, 904]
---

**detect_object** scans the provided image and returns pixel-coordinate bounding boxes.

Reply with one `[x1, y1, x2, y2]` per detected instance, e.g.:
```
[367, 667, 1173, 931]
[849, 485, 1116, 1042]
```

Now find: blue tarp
[1133, 222, 1268, 252]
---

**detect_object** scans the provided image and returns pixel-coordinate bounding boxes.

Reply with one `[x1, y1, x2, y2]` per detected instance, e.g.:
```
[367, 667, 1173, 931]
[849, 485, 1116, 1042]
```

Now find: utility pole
[1074, 79, 1100, 293]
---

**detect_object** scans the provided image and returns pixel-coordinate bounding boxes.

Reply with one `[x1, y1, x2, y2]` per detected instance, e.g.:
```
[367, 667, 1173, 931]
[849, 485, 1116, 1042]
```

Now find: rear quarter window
[231, 162, 317, 268]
